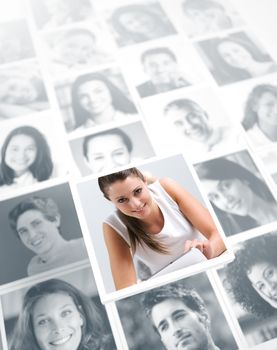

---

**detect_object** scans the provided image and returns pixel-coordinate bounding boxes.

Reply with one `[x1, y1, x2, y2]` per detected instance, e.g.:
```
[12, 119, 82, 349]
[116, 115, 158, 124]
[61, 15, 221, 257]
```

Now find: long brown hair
[98, 168, 169, 254]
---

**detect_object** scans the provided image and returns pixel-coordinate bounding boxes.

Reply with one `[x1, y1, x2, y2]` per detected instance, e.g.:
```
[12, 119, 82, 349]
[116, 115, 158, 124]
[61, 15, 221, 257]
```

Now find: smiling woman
[9, 279, 115, 350]
[98, 167, 226, 290]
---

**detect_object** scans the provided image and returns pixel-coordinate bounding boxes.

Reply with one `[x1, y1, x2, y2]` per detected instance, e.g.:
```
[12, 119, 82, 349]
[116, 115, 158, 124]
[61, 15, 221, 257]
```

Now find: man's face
[16, 209, 60, 256]
[143, 53, 180, 86]
[151, 298, 209, 350]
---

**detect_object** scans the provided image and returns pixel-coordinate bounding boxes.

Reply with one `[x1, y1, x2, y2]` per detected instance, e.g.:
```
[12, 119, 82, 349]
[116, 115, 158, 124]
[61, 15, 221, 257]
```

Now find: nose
[129, 197, 142, 210]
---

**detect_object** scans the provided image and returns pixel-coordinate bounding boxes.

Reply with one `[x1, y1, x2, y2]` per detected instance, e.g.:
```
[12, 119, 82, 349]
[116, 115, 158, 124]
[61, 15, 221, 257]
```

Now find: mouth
[30, 237, 43, 247]
[175, 332, 192, 348]
[132, 203, 146, 213]
[49, 334, 72, 346]
[227, 199, 241, 211]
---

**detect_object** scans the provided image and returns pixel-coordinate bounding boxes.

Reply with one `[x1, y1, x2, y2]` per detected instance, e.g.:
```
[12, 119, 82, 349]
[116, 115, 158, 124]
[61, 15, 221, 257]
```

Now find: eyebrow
[34, 303, 73, 318]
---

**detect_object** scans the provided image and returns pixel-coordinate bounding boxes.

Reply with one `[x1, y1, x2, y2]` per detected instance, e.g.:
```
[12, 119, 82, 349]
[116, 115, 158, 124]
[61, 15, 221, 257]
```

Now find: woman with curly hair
[224, 233, 277, 318]
[9, 279, 115, 350]
[0, 126, 53, 189]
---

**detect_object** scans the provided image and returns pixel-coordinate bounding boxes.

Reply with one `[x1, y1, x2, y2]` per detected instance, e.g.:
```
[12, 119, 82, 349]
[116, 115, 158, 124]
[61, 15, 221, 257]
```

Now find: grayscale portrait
[109, 2, 176, 47]
[0, 61, 49, 120]
[69, 122, 156, 176]
[242, 83, 277, 147]
[55, 69, 138, 133]
[195, 31, 277, 86]
[194, 150, 277, 237]
[218, 233, 277, 347]
[136, 47, 191, 98]
[0, 183, 88, 284]
[29, 0, 94, 30]
[2, 268, 116, 350]
[44, 25, 114, 76]
[181, 0, 243, 38]
[0, 122, 68, 191]
[116, 273, 238, 349]
[0, 20, 35, 65]
[163, 97, 238, 154]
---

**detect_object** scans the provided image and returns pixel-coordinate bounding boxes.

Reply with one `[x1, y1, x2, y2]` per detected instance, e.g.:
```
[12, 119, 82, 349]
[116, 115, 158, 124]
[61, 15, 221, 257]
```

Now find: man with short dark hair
[137, 47, 190, 98]
[142, 283, 220, 350]
[9, 196, 88, 275]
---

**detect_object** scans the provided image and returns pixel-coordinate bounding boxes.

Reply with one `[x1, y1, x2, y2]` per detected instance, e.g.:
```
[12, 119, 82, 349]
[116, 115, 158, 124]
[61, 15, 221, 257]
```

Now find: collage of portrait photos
[0, 0, 277, 349]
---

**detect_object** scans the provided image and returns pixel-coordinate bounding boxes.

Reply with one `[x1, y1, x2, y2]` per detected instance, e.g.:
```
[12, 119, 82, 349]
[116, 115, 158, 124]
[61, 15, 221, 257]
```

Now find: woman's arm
[160, 177, 226, 259]
[103, 222, 137, 290]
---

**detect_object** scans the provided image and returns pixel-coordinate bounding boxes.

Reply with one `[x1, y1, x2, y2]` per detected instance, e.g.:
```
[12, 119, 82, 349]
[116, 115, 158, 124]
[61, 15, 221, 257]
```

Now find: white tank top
[104, 180, 205, 273]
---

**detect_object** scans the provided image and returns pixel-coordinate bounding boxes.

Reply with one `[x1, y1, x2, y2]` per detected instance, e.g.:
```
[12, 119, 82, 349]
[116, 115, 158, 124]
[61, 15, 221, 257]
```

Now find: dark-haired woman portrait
[242, 84, 277, 148]
[195, 156, 277, 236]
[110, 4, 176, 47]
[98, 167, 226, 290]
[223, 234, 277, 319]
[71, 73, 137, 131]
[197, 33, 277, 86]
[9, 278, 115, 350]
[0, 126, 53, 190]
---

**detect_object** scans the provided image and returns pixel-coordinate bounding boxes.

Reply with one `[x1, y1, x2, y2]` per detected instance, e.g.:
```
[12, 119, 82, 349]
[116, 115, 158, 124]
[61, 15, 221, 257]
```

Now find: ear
[196, 311, 209, 329]
[80, 314, 84, 326]
[53, 214, 61, 227]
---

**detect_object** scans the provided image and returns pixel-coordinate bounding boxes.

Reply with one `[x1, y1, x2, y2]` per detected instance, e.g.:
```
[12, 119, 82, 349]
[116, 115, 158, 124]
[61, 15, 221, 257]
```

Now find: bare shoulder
[159, 177, 184, 200]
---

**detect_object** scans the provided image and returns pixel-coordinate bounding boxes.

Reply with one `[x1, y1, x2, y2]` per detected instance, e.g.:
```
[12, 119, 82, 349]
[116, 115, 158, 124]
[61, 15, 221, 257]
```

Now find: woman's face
[255, 91, 277, 129]
[118, 10, 156, 35]
[247, 261, 277, 309]
[105, 175, 153, 219]
[32, 292, 83, 350]
[164, 105, 211, 142]
[85, 133, 131, 173]
[77, 80, 113, 116]
[4, 134, 37, 176]
[217, 40, 253, 69]
[2, 77, 38, 104]
[202, 178, 254, 216]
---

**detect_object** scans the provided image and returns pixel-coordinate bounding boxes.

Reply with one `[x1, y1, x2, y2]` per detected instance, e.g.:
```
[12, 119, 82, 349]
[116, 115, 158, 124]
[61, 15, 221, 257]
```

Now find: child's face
[55, 33, 96, 65]
[32, 292, 83, 350]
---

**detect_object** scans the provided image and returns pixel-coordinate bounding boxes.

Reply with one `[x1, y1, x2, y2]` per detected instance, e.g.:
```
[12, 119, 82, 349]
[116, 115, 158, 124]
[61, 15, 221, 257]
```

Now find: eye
[93, 155, 105, 161]
[256, 281, 266, 292]
[220, 180, 231, 190]
[173, 311, 186, 321]
[61, 309, 72, 318]
[113, 150, 125, 157]
[135, 188, 142, 195]
[32, 219, 42, 228]
[208, 192, 219, 202]
[159, 322, 168, 333]
[37, 318, 48, 326]
[18, 228, 28, 237]
[265, 267, 274, 279]
[117, 197, 127, 204]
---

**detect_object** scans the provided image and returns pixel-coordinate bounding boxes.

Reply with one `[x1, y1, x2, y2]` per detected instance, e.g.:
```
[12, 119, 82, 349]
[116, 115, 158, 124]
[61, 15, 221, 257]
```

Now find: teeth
[50, 335, 71, 345]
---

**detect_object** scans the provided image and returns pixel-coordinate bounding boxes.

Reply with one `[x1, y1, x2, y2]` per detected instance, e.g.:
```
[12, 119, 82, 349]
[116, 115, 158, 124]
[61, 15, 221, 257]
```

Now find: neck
[38, 236, 67, 263]
[141, 200, 164, 234]
[249, 194, 277, 224]
[259, 123, 277, 141]
[246, 61, 272, 76]
[90, 105, 115, 124]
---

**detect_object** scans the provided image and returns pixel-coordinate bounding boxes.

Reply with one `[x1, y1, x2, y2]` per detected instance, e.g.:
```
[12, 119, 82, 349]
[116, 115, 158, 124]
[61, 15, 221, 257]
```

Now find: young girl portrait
[97, 162, 226, 290]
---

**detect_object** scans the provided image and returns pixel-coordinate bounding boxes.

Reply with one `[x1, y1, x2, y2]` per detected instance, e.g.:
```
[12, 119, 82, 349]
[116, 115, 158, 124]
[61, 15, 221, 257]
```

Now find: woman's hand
[184, 239, 213, 259]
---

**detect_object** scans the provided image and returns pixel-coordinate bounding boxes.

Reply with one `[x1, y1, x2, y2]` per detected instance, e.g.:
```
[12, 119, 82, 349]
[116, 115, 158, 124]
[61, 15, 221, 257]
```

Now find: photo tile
[40, 21, 116, 78]
[161, 0, 245, 40]
[194, 149, 277, 238]
[0, 266, 117, 349]
[0, 181, 89, 291]
[0, 19, 36, 66]
[0, 113, 71, 197]
[69, 121, 156, 177]
[138, 85, 246, 162]
[194, 30, 277, 86]
[105, 1, 177, 48]
[118, 36, 210, 100]
[219, 73, 277, 150]
[76, 153, 233, 302]
[258, 146, 277, 187]
[116, 271, 239, 349]
[27, 0, 95, 31]
[0, 60, 50, 122]
[216, 231, 277, 348]
[54, 66, 140, 135]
